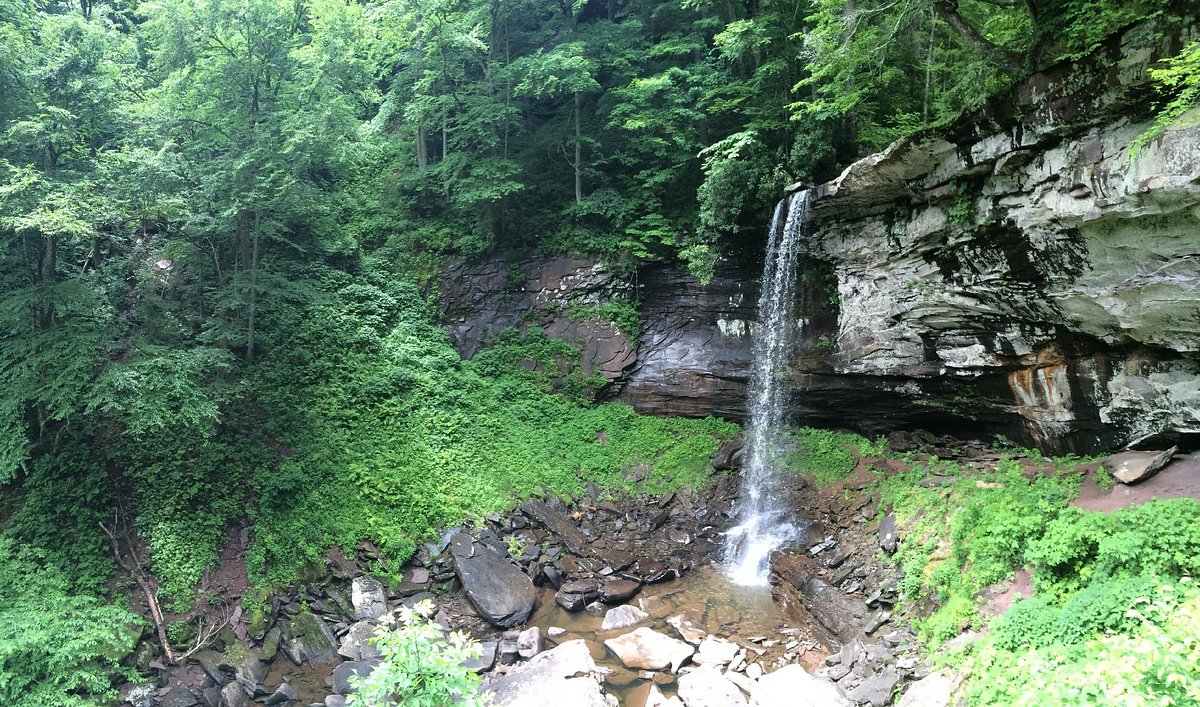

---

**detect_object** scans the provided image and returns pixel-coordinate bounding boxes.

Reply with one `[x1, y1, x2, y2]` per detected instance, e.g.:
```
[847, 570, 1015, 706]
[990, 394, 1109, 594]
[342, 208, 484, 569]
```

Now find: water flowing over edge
[724, 189, 813, 587]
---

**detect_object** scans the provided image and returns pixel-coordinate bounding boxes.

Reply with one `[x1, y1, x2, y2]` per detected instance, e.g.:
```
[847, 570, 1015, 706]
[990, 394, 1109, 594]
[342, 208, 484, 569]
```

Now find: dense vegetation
[863, 448, 1200, 705]
[1, 0, 1197, 702]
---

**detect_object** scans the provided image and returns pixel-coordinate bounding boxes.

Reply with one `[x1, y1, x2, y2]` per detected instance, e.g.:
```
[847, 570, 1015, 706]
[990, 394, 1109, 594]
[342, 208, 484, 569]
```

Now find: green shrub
[968, 580, 1200, 706]
[918, 594, 978, 645]
[347, 600, 487, 707]
[1027, 499, 1200, 600]
[784, 427, 883, 486]
[245, 275, 736, 585]
[992, 597, 1058, 651]
[0, 539, 140, 706]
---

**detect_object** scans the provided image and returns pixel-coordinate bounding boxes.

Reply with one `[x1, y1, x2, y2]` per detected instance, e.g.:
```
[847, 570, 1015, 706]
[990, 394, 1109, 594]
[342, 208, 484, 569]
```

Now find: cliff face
[791, 18, 1200, 453]
[438, 253, 759, 419]
[440, 18, 1200, 454]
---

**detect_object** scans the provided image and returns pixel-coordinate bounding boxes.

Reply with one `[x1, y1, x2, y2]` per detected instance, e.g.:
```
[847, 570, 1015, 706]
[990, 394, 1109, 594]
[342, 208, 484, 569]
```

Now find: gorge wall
[440, 17, 1200, 454]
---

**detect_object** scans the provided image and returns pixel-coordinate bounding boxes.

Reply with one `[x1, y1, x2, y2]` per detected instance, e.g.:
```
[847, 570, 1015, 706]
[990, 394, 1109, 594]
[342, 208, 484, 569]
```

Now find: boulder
[351, 577, 388, 620]
[599, 579, 641, 603]
[332, 661, 375, 696]
[263, 681, 297, 706]
[325, 698, 347, 707]
[677, 667, 748, 706]
[517, 627, 544, 660]
[772, 552, 866, 642]
[750, 665, 850, 707]
[159, 688, 200, 707]
[556, 578, 601, 611]
[338, 620, 382, 661]
[284, 611, 340, 666]
[463, 640, 499, 673]
[645, 684, 686, 707]
[845, 667, 900, 707]
[600, 604, 650, 632]
[604, 627, 695, 672]
[121, 684, 156, 707]
[666, 615, 705, 645]
[481, 639, 611, 707]
[712, 437, 745, 470]
[521, 499, 592, 556]
[879, 514, 898, 554]
[1105, 447, 1177, 484]
[447, 530, 536, 628]
[895, 672, 961, 707]
[219, 683, 249, 707]
[692, 637, 739, 667]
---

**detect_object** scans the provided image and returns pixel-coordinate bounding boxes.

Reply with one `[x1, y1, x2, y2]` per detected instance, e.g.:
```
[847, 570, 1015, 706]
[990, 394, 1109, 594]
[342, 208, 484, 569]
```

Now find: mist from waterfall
[724, 188, 812, 587]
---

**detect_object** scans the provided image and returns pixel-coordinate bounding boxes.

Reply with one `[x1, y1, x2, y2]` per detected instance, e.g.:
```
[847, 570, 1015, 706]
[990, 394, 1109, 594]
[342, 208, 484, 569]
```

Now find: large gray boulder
[447, 530, 536, 628]
[604, 627, 695, 672]
[481, 639, 611, 707]
[338, 620, 382, 661]
[1105, 447, 1177, 484]
[895, 672, 961, 707]
[282, 611, 339, 666]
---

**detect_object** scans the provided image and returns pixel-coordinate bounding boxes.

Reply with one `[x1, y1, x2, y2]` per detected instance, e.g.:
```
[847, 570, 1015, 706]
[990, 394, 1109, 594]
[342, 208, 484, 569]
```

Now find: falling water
[724, 189, 813, 586]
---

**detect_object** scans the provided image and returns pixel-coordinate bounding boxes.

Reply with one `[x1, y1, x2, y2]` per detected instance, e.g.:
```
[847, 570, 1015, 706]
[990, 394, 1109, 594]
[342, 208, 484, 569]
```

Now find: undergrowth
[247, 273, 736, 586]
[784, 427, 885, 486]
[878, 452, 1200, 705]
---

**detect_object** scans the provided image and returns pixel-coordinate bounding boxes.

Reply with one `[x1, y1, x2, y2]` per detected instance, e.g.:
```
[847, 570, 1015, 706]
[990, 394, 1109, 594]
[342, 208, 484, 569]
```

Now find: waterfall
[724, 188, 812, 587]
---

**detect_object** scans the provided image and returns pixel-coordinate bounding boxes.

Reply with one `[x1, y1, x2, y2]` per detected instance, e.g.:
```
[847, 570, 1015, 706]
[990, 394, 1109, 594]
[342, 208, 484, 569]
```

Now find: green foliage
[567, 298, 641, 343]
[246, 274, 735, 584]
[1026, 499, 1200, 600]
[968, 579, 1200, 706]
[0, 538, 141, 707]
[917, 594, 978, 645]
[876, 458, 1083, 645]
[1132, 40, 1200, 158]
[348, 600, 487, 707]
[784, 427, 884, 486]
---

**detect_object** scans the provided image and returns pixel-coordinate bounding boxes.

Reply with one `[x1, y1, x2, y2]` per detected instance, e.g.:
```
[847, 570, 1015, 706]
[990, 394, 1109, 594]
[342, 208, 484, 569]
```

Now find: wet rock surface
[448, 529, 537, 628]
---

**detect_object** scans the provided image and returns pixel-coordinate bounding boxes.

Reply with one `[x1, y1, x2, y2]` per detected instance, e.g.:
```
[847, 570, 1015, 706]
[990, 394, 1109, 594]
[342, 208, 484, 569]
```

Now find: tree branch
[933, 0, 1021, 66]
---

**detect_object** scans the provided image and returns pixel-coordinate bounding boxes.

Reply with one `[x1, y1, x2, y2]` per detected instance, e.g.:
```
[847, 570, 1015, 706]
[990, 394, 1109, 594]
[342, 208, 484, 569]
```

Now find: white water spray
[724, 189, 813, 586]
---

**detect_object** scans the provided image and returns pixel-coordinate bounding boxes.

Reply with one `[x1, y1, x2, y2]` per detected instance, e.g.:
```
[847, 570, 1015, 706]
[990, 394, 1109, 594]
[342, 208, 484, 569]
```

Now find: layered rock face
[791, 18, 1200, 453]
[439, 19, 1199, 453]
[438, 252, 759, 419]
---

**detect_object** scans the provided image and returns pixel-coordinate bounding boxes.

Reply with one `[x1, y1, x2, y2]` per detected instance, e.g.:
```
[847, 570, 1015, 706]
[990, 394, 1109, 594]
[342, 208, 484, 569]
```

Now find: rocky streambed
[120, 438, 968, 707]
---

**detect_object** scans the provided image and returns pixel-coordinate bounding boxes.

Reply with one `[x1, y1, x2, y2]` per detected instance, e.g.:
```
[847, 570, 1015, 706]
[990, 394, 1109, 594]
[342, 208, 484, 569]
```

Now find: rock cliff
[792, 17, 1200, 453]
[439, 17, 1200, 454]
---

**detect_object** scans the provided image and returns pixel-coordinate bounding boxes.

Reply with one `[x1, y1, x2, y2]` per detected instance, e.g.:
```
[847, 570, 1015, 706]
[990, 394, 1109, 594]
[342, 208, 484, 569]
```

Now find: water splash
[724, 189, 813, 586]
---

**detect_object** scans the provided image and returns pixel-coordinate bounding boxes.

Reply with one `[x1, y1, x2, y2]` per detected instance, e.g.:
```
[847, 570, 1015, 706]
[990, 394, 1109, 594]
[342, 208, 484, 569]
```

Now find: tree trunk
[417, 120, 429, 169]
[923, 9, 936, 124]
[245, 211, 261, 364]
[574, 91, 582, 205]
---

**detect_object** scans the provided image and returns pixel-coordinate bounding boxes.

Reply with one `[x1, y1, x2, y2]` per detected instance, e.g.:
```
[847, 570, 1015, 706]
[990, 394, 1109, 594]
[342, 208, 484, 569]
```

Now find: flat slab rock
[750, 665, 851, 707]
[481, 639, 611, 707]
[677, 667, 748, 707]
[521, 498, 592, 556]
[1105, 447, 1177, 484]
[601, 604, 650, 632]
[604, 627, 695, 672]
[447, 530, 536, 628]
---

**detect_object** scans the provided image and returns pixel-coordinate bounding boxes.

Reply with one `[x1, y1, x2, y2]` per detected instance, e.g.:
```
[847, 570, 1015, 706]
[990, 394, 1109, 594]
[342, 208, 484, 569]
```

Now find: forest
[1, 0, 1197, 704]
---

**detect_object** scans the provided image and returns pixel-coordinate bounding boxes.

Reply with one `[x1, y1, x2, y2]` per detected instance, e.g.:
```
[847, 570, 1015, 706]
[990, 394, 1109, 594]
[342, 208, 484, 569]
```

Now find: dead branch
[100, 518, 179, 665]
